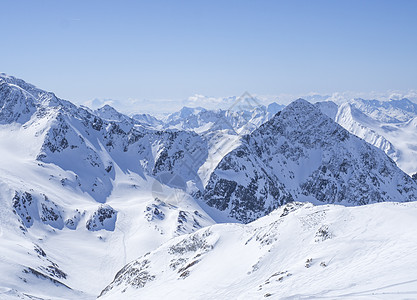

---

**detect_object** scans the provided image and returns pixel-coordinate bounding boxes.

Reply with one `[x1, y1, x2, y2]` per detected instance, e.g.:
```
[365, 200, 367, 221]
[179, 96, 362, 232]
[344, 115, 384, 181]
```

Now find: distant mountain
[161, 102, 284, 135]
[348, 98, 417, 123]
[198, 99, 417, 223]
[155, 102, 285, 190]
[318, 98, 417, 174]
[94, 104, 134, 123]
[131, 112, 164, 129]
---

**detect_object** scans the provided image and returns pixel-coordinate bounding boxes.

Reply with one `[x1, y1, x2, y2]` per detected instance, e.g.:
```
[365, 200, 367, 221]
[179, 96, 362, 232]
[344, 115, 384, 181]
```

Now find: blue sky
[1, 0, 417, 113]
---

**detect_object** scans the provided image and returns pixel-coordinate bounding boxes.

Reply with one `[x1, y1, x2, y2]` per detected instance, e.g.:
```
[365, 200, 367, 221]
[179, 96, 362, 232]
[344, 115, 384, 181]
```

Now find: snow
[1, 73, 417, 300]
[0, 141, 214, 299]
[100, 202, 417, 300]
[0, 75, 215, 299]
[199, 99, 417, 222]
[319, 98, 417, 175]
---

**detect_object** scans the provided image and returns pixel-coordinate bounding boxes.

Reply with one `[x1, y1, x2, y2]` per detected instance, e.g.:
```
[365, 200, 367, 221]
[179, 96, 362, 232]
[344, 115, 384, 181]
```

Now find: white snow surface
[100, 201, 417, 300]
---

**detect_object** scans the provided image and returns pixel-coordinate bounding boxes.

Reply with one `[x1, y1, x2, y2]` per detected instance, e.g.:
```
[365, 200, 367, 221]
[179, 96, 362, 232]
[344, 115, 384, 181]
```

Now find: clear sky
[1, 0, 417, 112]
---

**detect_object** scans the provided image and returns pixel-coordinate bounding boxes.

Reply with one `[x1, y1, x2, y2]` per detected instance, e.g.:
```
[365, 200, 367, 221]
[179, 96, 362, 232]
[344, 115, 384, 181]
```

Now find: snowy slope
[100, 201, 417, 300]
[0, 172, 214, 299]
[0, 74, 215, 299]
[318, 98, 417, 175]
[199, 99, 417, 223]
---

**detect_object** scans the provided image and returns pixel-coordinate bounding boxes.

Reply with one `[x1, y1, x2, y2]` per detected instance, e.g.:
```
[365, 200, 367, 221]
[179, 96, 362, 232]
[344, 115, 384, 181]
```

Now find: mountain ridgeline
[2, 74, 417, 299]
[1, 74, 416, 226]
[198, 99, 417, 222]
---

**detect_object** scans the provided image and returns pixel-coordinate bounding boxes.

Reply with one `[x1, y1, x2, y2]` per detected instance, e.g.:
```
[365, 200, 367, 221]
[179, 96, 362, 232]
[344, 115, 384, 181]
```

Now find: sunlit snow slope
[0, 74, 215, 299]
[100, 201, 417, 300]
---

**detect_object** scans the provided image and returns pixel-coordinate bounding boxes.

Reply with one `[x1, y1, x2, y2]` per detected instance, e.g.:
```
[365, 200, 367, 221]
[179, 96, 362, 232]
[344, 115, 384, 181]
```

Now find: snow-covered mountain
[99, 201, 417, 299]
[157, 102, 285, 192]
[131, 112, 164, 129]
[1, 73, 417, 299]
[160, 97, 417, 178]
[160, 103, 283, 135]
[198, 99, 417, 223]
[316, 98, 417, 175]
[0, 74, 215, 299]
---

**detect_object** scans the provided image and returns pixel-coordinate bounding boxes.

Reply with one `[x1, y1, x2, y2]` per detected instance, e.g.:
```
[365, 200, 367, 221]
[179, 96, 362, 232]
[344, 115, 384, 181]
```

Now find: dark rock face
[86, 204, 117, 231]
[13, 192, 37, 227]
[99, 259, 155, 297]
[22, 267, 70, 289]
[40, 196, 64, 230]
[145, 203, 166, 221]
[0, 79, 37, 124]
[13, 192, 65, 229]
[40, 203, 63, 228]
[144, 198, 207, 237]
[175, 210, 203, 235]
[41, 263, 67, 280]
[200, 99, 417, 223]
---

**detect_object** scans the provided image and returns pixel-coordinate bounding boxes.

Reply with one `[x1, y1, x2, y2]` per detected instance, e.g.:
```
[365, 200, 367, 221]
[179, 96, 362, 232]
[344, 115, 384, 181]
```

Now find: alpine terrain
[0, 74, 416, 299]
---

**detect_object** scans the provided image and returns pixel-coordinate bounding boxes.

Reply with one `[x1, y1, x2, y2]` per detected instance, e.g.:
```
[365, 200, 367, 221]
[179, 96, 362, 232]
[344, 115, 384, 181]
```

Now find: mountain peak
[281, 98, 315, 115]
[96, 104, 120, 115]
[270, 98, 329, 131]
[100, 104, 115, 110]
[200, 97, 417, 222]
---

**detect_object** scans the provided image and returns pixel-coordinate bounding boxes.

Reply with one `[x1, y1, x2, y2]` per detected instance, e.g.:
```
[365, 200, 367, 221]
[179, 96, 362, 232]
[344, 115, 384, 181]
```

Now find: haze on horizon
[1, 0, 417, 113]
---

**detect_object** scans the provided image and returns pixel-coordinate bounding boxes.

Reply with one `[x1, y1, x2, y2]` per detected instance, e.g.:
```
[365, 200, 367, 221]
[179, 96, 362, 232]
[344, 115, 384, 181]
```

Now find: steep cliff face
[0, 76, 38, 124]
[199, 99, 417, 222]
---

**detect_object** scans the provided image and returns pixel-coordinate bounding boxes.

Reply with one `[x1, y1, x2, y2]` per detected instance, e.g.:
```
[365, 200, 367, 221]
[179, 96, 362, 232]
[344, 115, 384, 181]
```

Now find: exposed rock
[86, 204, 117, 231]
[199, 99, 417, 223]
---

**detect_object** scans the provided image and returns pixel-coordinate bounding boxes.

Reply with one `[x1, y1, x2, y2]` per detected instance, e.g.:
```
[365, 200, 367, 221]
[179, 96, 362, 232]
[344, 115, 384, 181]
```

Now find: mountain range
[1, 73, 416, 299]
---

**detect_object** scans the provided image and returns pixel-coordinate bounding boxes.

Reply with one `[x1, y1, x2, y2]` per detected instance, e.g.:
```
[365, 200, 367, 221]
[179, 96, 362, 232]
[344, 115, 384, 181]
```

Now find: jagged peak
[351, 97, 417, 108]
[0, 73, 48, 100]
[97, 104, 117, 111]
[286, 98, 313, 108]
[267, 102, 285, 113]
[95, 104, 123, 117]
[0, 73, 65, 108]
[0, 73, 36, 89]
[271, 98, 327, 127]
